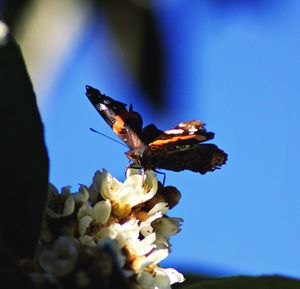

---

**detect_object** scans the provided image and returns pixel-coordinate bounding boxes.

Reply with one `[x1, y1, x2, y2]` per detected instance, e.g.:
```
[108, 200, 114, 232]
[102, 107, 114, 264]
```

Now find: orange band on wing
[149, 135, 196, 147]
[112, 115, 125, 134]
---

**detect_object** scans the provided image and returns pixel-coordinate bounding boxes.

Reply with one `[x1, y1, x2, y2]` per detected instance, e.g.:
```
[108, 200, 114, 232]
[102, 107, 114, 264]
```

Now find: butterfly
[85, 85, 227, 174]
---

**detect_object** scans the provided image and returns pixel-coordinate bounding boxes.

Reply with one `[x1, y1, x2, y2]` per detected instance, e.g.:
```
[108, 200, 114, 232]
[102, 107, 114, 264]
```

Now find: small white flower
[77, 203, 93, 220]
[92, 170, 122, 200]
[92, 200, 112, 224]
[78, 215, 93, 236]
[93, 169, 158, 208]
[78, 200, 112, 241]
[142, 249, 169, 269]
[136, 267, 184, 289]
[152, 217, 183, 249]
[72, 185, 89, 205]
[112, 174, 145, 206]
[133, 233, 156, 256]
[151, 267, 180, 289]
[131, 248, 169, 276]
[46, 184, 75, 218]
[162, 268, 185, 285]
[139, 202, 168, 237]
[77, 200, 111, 224]
[148, 202, 169, 216]
[108, 220, 140, 248]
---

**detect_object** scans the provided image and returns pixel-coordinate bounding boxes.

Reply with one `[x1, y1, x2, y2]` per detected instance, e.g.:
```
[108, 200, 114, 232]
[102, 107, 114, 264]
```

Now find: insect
[85, 85, 227, 174]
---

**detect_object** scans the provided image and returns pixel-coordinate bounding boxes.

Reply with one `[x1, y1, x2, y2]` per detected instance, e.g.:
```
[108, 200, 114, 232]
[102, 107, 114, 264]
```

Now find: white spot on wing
[165, 129, 184, 134]
[98, 103, 107, 111]
[188, 127, 198, 134]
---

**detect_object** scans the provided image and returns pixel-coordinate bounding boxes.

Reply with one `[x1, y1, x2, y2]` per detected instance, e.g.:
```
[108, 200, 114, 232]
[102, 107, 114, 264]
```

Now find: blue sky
[40, 0, 300, 277]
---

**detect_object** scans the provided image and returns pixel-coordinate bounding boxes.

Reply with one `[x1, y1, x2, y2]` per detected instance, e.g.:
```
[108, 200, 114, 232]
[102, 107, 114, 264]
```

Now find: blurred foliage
[1, 0, 31, 27]
[2, 0, 165, 108]
[99, 0, 164, 107]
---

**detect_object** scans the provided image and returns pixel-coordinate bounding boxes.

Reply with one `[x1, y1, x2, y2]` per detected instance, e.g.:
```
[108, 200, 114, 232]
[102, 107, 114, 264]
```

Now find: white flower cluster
[30, 169, 184, 289]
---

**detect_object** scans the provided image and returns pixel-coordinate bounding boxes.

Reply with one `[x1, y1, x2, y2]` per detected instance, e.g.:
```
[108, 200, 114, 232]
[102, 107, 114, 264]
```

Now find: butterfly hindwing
[140, 121, 227, 173]
[142, 142, 227, 174]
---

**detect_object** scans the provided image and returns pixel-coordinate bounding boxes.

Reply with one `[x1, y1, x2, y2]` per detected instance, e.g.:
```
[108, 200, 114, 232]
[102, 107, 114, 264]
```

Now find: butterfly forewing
[147, 120, 215, 149]
[86, 85, 145, 152]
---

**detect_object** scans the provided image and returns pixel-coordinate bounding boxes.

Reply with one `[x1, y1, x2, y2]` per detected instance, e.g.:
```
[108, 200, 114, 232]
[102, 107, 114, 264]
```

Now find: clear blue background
[40, 1, 300, 277]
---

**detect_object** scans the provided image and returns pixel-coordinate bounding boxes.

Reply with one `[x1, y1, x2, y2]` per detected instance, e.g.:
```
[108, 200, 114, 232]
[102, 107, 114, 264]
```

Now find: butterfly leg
[153, 170, 166, 185]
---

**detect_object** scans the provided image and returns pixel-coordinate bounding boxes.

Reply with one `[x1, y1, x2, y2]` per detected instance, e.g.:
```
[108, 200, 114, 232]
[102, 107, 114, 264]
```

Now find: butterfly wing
[142, 142, 227, 174]
[147, 120, 215, 148]
[141, 121, 227, 173]
[140, 124, 164, 144]
[86, 85, 145, 152]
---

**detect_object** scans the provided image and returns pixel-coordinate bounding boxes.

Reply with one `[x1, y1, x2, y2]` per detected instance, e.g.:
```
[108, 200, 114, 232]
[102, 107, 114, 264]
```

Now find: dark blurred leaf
[0, 28, 48, 259]
[99, 0, 164, 107]
[173, 275, 300, 289]
[0, 236, 33, 288]
[1, 0, 32, 28]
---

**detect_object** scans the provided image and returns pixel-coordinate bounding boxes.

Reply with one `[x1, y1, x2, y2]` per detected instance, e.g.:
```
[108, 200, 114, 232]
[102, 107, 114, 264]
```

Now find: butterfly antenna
[89, 128, 128, 148]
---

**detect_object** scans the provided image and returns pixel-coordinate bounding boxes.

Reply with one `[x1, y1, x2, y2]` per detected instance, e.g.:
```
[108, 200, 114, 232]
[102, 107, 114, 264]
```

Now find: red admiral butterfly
[86, 85, 227, 174]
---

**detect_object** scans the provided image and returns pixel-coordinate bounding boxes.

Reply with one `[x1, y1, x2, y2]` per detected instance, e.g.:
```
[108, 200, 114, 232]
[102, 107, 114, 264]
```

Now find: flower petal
[63, 196, 75, 216]
[73, 185, 89, 204]
[78, 215, 93, 236]
[92, 200, 111, 224]
[93, 170, 121, 200]
[163, 268, 185, 284]
[77, 203, 93, 220]
[133, 233, 156, 256]
[139, 249, 168, 270]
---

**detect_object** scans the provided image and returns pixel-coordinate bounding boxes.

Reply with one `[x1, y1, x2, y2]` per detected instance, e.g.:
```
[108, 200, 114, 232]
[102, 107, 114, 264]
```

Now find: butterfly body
[86, 85, 227, 174]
